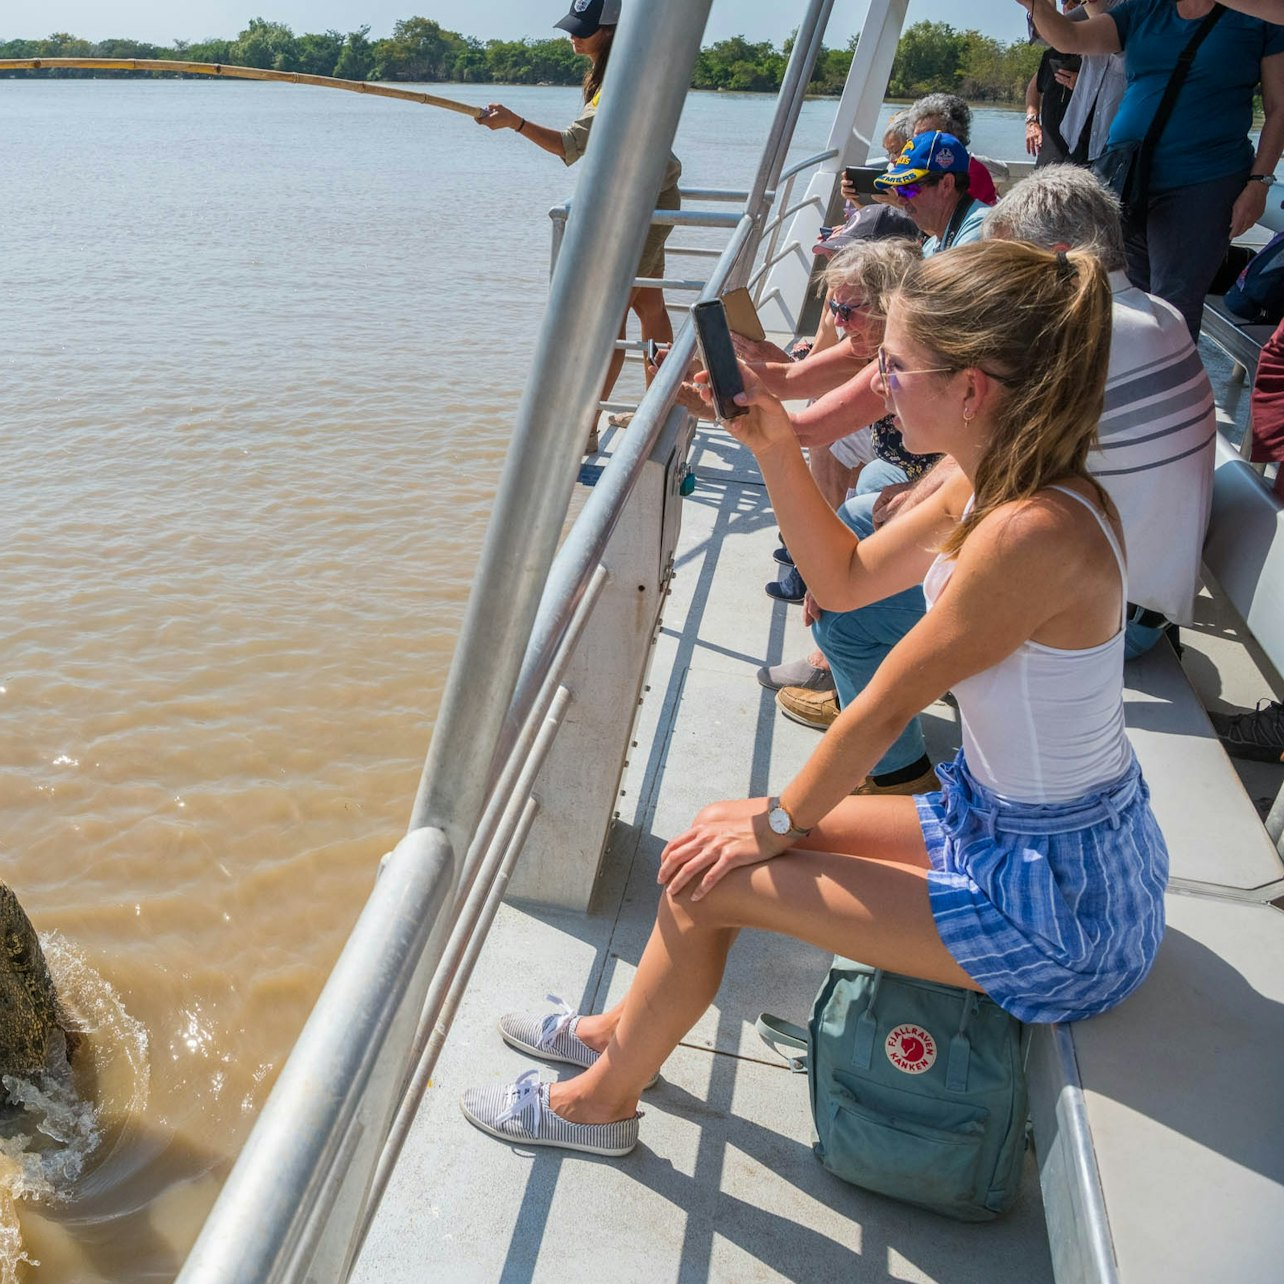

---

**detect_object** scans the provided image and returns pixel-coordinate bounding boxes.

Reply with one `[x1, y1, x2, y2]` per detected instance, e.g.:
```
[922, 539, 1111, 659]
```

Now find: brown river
[0, 79, 1023, 1279]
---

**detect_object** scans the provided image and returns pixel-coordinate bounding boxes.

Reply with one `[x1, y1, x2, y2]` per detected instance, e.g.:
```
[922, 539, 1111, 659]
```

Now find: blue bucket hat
[874, 131, 971, 193]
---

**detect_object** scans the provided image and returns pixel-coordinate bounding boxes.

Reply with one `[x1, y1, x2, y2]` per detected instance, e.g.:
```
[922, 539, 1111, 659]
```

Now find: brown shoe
[776, 685, 839, 730]
[851, 765, 939, 796]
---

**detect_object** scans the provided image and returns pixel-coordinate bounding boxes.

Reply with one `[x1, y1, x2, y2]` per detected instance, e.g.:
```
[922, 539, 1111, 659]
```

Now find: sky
[7, 1, 1022, 47]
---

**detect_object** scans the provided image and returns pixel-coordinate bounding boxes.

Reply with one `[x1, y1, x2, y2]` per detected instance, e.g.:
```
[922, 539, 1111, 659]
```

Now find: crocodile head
[0, 884, 70, 1078]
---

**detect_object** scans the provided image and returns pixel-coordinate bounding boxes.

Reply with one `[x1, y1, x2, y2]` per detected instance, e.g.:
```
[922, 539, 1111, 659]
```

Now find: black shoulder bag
[1093, 3, 1224, 217]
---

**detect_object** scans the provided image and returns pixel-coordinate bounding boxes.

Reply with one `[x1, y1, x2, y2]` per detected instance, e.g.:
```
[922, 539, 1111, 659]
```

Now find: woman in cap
[477, 1, 681, 449]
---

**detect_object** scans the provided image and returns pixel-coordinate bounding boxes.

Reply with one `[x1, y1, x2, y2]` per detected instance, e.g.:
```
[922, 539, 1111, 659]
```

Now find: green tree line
[0, 18, 1041, 102]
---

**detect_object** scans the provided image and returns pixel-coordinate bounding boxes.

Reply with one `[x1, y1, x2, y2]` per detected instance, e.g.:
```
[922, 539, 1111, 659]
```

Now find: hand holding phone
[691, 300, 748, 421]
[844, 165, 889, 198]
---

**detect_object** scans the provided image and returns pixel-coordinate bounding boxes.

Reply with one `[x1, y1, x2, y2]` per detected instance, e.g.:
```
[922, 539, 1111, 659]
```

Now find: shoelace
[495, 1068, 543, 1129]
[537, 994, 577, 1048]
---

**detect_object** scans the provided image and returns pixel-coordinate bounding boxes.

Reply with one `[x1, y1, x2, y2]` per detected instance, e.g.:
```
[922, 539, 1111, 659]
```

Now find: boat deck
[354, 336, 1282, 1283]
[353, 420, 1054, 1283]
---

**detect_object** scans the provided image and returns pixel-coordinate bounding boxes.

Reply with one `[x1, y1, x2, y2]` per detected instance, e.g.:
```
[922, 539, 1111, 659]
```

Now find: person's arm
[715, 369, 955, 610]
[790, 361, 888, 448]
[659, 485, 1081, 895]
[871, 456, 961, 528]
[1025, 72, 1043, 156]
[747, 341, 870, 401]
[1231, 51, 1284, 237]
[476, 103, 566, 158]
[1015, 0, 1122, 54]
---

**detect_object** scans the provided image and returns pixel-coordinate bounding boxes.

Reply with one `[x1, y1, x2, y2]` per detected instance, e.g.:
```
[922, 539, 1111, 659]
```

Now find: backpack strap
[756, 1014, 809, 1073]
[852, 970, 884, 1070]
[1137, 4, 1225, 194]
[946, 991, 980, 1093]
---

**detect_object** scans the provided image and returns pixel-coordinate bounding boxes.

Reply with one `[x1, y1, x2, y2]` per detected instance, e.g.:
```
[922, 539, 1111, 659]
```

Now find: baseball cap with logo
[874, 131, 971, 193]
[555, 0, 623, 38]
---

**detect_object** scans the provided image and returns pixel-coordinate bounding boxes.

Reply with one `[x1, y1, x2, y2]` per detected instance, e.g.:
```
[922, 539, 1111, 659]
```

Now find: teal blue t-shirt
[1108, 0, 1284, 192]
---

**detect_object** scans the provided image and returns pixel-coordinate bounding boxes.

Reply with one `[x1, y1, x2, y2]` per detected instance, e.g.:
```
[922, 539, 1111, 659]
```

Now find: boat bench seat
[1200, 294, 1276, 384]
[1029, 440, 1284, 1283]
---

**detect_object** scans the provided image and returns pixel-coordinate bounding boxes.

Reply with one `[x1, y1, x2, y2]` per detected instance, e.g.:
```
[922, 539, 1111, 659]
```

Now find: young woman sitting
[461, 239, 1169, 1157]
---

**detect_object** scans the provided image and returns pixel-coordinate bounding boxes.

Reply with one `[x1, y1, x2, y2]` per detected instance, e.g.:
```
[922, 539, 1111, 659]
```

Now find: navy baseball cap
[555, 0, 622, 37]
[874, 131, 971, 193]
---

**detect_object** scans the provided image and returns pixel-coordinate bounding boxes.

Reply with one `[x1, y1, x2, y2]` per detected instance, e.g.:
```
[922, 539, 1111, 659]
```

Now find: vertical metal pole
[743, 0, 836, 218]
[757, 0, 909, 334]
[406, 0, 714, 867]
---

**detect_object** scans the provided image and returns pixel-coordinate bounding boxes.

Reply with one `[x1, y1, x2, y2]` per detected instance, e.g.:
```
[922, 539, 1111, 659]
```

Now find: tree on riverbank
[0, 17, 1039, 102]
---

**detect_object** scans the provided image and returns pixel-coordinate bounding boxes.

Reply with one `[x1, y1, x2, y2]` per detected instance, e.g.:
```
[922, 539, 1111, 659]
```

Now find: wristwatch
[1248, 174, 1277, 187]
[767, 796, 812, 838]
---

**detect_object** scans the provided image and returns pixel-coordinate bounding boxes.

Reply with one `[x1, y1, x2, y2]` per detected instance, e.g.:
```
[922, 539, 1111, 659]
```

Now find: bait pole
[0, 58, 487, 118]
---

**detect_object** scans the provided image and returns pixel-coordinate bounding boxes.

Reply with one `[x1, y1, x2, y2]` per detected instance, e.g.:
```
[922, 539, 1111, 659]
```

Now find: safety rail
[174, 1, 858, 1280]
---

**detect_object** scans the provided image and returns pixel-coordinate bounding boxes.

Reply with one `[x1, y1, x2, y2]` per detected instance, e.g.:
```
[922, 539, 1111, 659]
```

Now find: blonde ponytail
[890, 240, 1113, 555]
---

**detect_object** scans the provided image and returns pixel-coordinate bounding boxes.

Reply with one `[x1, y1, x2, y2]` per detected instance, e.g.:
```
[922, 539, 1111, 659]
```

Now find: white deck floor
[354, 334, 1283, 1283]
[353, 420, 1053, 1284]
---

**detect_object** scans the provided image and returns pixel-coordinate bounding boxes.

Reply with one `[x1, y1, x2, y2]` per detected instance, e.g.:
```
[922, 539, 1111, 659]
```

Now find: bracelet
[1025, 115, 1039, 126]
[517, 117, 527, 134]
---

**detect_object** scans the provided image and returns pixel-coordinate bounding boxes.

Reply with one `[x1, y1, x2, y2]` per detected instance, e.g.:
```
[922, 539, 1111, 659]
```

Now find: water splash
[0, 934, 149, 1280]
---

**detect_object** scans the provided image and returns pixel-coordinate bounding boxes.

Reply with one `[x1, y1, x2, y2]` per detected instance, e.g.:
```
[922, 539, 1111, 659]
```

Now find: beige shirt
[560, 96, 682, 193]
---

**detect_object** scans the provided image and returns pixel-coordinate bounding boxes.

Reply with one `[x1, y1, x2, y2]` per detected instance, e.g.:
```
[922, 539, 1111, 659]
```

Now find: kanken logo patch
[885, 1023, 937, 1074]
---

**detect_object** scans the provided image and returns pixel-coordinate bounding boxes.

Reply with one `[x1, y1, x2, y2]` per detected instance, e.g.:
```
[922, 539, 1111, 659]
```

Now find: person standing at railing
[1016, 0, 1284, 339]
[476, 0, 681, 453]
[459, 239, 1169, 1157]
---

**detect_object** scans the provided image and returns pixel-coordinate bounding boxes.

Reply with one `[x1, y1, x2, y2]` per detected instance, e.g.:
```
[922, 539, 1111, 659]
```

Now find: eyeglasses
[876, 345, 956, 394]
[895, 183, 923, 201]
[828, 297, 872, 323]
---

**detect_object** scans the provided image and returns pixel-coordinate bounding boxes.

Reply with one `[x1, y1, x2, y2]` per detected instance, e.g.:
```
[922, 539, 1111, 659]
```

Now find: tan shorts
[637, 184, 681, 284]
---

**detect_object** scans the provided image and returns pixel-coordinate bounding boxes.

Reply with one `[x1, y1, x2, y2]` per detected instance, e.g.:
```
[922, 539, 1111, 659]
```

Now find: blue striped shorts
[915, 750, 1168, 1024]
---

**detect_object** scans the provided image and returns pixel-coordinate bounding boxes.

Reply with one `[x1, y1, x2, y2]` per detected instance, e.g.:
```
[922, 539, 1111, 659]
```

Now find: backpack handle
[756, 1013, 809, 1073]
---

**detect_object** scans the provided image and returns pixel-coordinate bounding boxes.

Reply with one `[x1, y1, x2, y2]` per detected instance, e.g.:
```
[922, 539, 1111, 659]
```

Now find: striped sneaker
[498, 996, 660, 1087]
[460, 1069, 640, 1157]
[498, 995, 597, 1069]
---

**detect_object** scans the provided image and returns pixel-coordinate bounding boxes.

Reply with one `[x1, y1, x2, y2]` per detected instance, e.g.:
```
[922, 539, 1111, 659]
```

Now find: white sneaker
[497, 996, 661, 1087]
[460, 1070, 640, 1157]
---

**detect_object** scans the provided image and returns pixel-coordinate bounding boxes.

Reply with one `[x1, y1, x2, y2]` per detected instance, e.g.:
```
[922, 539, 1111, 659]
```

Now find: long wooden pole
[0, 58, 487, 118]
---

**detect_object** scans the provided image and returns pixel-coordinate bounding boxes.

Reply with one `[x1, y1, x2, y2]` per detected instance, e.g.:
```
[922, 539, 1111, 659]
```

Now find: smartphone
[691, 299, 748, 421]
[721, 286, 766, 342]
[844, 164, 888, 197]
[643, 339, 664, 366]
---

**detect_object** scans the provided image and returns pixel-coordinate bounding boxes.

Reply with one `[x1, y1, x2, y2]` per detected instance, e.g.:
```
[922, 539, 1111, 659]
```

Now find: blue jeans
[811, 460, 927, 777]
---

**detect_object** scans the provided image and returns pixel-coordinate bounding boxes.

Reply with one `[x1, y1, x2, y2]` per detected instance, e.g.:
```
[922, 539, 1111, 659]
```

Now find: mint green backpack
[758, 958, 1029, 1222]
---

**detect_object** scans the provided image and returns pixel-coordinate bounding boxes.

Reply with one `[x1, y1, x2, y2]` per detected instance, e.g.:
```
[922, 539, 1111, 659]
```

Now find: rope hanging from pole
[0, 58, 487, 118]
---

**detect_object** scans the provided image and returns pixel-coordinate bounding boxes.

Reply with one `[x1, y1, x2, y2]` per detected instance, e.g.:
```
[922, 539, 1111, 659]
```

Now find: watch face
[768, 806, 791, 836]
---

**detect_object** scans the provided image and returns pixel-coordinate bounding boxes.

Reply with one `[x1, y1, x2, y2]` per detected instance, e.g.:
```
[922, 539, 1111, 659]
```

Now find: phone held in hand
[844, 165, 888, 197]
[720, 285, 766, 343]
[643, 339, 663, 365]
[691, 299, 748, 421]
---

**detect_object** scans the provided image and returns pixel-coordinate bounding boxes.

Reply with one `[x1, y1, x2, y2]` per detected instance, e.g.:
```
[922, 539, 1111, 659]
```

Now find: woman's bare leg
[556, 795, 976, 1123]
[598, 287, 673, 406]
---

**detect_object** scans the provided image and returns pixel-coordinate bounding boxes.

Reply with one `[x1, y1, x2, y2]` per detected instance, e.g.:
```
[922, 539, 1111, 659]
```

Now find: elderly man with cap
[476, 0, 681, 453]
[873, 130, 989, 254]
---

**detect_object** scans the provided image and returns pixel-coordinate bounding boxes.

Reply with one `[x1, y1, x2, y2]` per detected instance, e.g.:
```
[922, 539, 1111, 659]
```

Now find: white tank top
[923, 486, 1133, 803]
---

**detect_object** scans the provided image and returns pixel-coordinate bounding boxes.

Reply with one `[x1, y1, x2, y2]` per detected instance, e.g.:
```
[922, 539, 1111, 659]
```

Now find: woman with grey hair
[908, 92, 1003, 203]
[907, 92, 973, 143]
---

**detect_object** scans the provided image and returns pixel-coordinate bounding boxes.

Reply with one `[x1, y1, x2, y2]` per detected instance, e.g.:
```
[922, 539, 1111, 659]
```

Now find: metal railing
[174, 1, 845, 1280]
